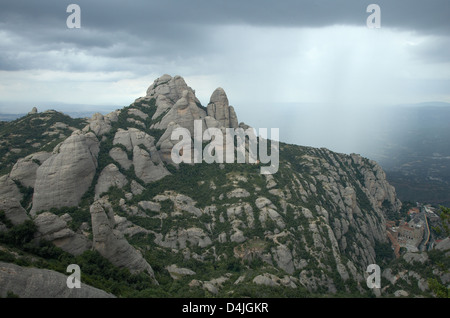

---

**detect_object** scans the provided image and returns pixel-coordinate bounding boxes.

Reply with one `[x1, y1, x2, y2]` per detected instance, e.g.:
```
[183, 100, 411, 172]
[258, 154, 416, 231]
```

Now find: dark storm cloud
[0, 0, 449, 72]
[1, 0, 449, 31]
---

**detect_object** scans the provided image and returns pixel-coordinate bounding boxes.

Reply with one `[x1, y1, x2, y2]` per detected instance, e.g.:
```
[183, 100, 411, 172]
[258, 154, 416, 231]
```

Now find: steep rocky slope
[0, 75, 447, 297]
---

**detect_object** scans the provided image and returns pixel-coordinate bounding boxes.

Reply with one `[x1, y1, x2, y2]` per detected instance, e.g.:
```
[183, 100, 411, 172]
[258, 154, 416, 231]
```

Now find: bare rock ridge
[141, 74, 250, 164]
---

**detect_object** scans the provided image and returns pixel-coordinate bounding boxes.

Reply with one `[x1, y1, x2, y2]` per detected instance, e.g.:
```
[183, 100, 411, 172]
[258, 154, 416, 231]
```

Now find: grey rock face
[403, 252, 429, 264]
[435, 237, 450, 251]
[87, 112, 113, 137]
[128, 108, 148, 120]
[154, 227, 212, 249]
[95, 163, 128, 198]
[9, 151, 51, 188]
[113, 128, 154, 151]
[0, 261, 114, 298]
[252, 273, 297, 288]
[109, 147, 132, 170]
[0, 199, 30, 225]
[33, 212, 92, 256]
[90, 199, 157, 283]
[31, 131, 99, 214]
[155, 121, 185, 162]
[112, 128, 170, 184]
[272, 244, 295, 275]
[0, 175, 22, 203]
[146, 74, 198, 105]
[133, 146, 170, 183]
[166, 264, 196, 280]
[144, 75, 208, 135]
[152, 89, 206, 135]
[207, 88, 239, 129]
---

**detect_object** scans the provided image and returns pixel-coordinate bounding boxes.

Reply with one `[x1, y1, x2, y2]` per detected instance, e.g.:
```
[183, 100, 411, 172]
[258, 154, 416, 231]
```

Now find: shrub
[0, 220, 37, 246]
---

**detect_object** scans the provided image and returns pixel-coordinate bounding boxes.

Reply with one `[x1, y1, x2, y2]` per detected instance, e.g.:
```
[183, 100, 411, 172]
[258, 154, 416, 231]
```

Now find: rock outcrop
[90, 199, 157, 283]
[28, 107, 38, 115]
[207, 87, 239, 129]
[95, 163, 128, 198]
[0, 261, 114, 298]
[31, 131, 99, 214]
[9, 152, 51, 188]
[152, 89, 206, 135]
[0, 175, 22, 203]
[33, 212, 92, 256]
[86, 112, 115, 137]
[112, 128, 170, 183]
[0, 199, 29, 226]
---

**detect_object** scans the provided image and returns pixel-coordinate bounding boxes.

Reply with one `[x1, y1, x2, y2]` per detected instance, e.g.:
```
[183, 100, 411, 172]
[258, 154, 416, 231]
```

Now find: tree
[428, 278, 449, 298]
[438, 206, 450, 236]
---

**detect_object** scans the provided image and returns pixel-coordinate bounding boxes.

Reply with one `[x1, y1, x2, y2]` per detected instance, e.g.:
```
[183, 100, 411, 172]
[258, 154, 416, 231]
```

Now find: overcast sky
[0, 0, 449, 152]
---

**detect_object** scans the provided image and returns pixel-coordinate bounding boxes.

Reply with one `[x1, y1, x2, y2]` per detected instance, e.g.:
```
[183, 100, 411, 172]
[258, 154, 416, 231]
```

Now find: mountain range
[0, 75, 448, 298]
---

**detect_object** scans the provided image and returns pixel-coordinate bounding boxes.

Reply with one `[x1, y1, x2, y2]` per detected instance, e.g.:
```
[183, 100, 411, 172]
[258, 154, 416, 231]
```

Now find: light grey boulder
[126, 117, 145, 128]
[94, 163, 128, 198]
[112, 128, 169, 182]
[128, 108, 148, 120]
[403, 252, 429, 264]
[226, 188, 250, 199]
[156, 121, 186, 163]
[9, 151, 51, 188]
[33, 212, 92, 256]
[88, 113, 112, 136]
[0, 175, 22, 203]
[109, 147, 132, 170]
[138, 201, 161, 212]
[272, 244, 295, 275]
[0, 261, 114, 298]
[435, 237, 450, 251]
[133, 146, 170, 183]
[31, 131, 99, 215]
[90, 199, 157, 283]
[152, 89, 206, 135]
[0, 199, 30, 225]
[113, 128, 155, 152]
[166, 264, 196, 280]
[252, 273, 279, 287]
[154, 227, 212, 249]
[131, 180, 145, 195]
[114, 215, 149, 237]
[105, 110, 120, 123]
[173, 194, 202, 216]
[204, 116, 220, 129]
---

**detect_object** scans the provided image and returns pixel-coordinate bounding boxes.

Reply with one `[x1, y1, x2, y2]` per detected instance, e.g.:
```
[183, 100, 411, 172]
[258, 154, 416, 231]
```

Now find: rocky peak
[28, 107, 38, 115]
[207, 87, 239, 129]
[146, 74, 197, 105]
[210, 87, 229, 106]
